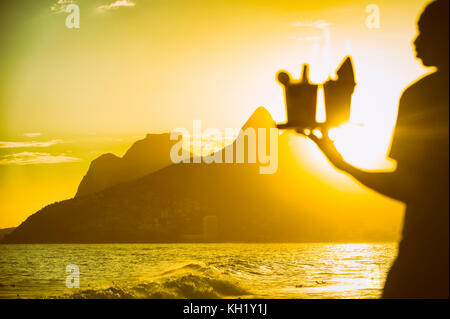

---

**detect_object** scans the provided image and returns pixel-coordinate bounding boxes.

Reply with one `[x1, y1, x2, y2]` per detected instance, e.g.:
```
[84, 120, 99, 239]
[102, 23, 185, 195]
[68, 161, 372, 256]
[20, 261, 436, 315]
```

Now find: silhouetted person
[310, 0, 449, 298]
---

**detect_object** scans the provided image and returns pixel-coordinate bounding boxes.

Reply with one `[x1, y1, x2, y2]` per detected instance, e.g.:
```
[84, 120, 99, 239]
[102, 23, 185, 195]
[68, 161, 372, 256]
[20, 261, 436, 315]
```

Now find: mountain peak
[75, 133, 175, 197]
[242, 107, 275, 130]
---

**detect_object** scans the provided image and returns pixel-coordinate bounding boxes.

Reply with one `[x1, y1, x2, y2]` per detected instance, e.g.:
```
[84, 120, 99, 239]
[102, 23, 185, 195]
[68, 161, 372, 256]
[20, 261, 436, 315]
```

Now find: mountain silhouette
[0, 227, 15, 241]
[76, 133, 182, 197]
[75, 107, 274, 198]
[241, 106, 275, 130]
[2, 107, 401, 243]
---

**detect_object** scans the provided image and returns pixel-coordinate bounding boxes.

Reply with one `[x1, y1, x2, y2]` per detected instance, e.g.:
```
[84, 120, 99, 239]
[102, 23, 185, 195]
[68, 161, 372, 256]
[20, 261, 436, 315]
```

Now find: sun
[328, 123, 396, 171]
[311, 65, 399, 172]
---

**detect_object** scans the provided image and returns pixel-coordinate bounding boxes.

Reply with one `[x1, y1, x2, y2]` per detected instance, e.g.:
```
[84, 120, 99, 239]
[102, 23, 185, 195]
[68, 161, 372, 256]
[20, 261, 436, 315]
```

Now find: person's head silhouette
[414, 0, 449, 70]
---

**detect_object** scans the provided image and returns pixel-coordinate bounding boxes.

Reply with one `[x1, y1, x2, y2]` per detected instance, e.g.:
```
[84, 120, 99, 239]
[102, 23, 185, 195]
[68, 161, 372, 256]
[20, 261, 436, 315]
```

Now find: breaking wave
[65, 262, 252, 299]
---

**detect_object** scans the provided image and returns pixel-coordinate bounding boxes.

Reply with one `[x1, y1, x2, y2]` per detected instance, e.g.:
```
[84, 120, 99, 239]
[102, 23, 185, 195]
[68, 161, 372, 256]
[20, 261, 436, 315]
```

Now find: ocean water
[0, 243, 397, 299]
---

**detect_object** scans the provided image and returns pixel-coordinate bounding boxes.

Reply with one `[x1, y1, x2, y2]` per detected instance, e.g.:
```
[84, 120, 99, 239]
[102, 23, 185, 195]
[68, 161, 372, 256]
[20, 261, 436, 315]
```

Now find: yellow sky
[0, 0, 435, 228]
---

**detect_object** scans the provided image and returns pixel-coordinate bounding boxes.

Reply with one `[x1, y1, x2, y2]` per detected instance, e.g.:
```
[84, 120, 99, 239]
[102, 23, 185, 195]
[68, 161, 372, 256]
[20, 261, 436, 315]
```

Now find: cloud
[51, 0, 76, 13]
[289, 20, 331, 49]
[291, 20, 330, 29]
[98, 0, 135, 11]
[0, 152, 81, 165]
[0, 140, 64, 149]
[288, 35, 322, 41]
[23, 133, 42, 138]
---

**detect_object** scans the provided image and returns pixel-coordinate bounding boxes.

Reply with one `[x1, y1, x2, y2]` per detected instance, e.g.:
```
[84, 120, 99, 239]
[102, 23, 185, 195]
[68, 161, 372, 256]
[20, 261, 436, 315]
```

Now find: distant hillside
[0, 228, 16, 241]
[3, 107, 402, 244]
[76, 133, 181, 197]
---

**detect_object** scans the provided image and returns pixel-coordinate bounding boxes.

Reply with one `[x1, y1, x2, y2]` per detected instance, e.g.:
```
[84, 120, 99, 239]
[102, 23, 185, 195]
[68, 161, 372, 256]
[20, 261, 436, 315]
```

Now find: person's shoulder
[399, 71, 446, 105]
[402, 72, 436, 97]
